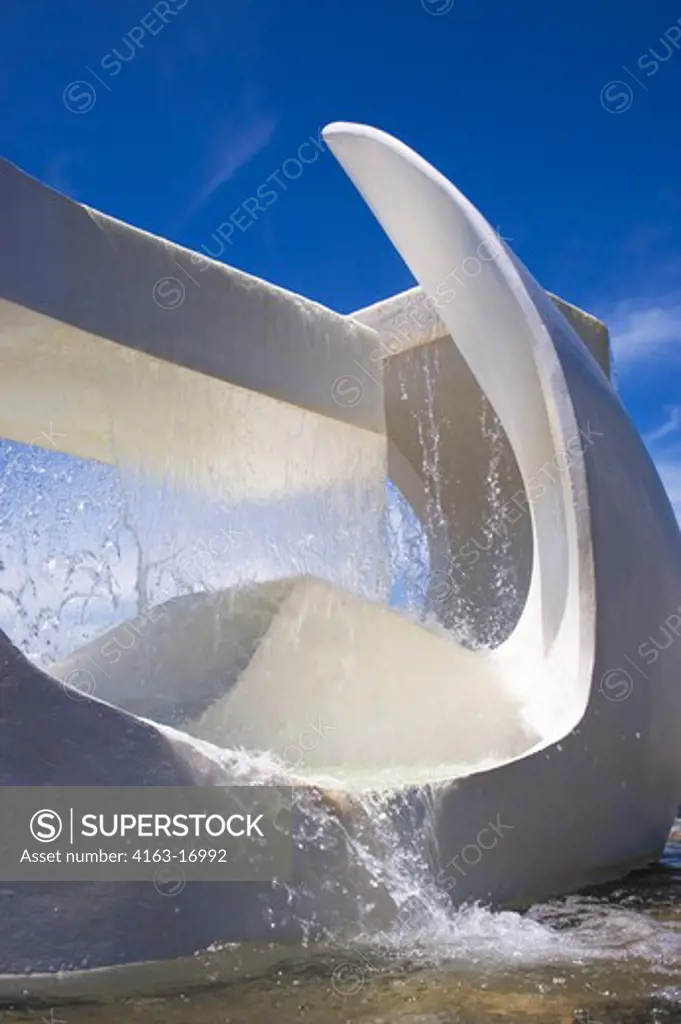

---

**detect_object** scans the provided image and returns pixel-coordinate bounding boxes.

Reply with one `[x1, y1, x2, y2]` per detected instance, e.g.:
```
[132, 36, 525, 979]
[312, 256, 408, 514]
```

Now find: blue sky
[1, 0, 680, 518]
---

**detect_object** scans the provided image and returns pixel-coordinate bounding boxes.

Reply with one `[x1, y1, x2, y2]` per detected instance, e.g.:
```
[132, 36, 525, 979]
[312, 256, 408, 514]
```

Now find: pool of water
[2, 823, 679, 1024]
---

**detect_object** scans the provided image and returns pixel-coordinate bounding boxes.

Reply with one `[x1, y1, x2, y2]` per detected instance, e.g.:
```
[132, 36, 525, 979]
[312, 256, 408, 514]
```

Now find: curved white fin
[323, 121, 584, 657]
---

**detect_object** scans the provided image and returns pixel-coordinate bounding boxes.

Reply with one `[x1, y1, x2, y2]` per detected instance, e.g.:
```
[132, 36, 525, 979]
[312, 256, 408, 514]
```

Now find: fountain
[0, 123, 680, 998]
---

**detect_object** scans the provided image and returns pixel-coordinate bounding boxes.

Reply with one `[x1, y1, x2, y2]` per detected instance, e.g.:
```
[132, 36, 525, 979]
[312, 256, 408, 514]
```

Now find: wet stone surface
[2, 828, 679, 1024]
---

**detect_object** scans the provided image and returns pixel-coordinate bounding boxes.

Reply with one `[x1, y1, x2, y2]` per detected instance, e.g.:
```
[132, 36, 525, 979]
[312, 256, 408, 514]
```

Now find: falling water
[478, 396, 522, 647]
[1, 355, 680, 1024]
[78, 728, 681, 1024]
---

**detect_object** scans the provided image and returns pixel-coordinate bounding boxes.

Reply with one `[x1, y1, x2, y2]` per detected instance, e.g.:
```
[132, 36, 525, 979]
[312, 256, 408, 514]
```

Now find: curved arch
[323, 121, 595, 740]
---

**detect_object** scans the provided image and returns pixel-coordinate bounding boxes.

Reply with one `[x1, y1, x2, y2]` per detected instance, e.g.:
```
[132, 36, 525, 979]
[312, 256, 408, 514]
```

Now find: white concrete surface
[321, 122, 681, 905]
[1, 121, 680, 936]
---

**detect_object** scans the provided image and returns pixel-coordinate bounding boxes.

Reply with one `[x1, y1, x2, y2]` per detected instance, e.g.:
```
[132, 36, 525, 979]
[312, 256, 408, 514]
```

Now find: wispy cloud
[182, 113, 277, 223]
[608, 295, 681, 370]
[645, 406, 681, 445]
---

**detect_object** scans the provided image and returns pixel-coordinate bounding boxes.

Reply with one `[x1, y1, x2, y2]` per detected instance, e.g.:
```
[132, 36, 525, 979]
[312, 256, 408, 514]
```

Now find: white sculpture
[0, 123, 679, 991]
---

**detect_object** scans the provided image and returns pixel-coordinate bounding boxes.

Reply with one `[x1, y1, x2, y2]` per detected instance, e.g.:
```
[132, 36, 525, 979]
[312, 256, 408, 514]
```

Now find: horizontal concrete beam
[351, 285, 612, 379]
[0, 159, 385, 442]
